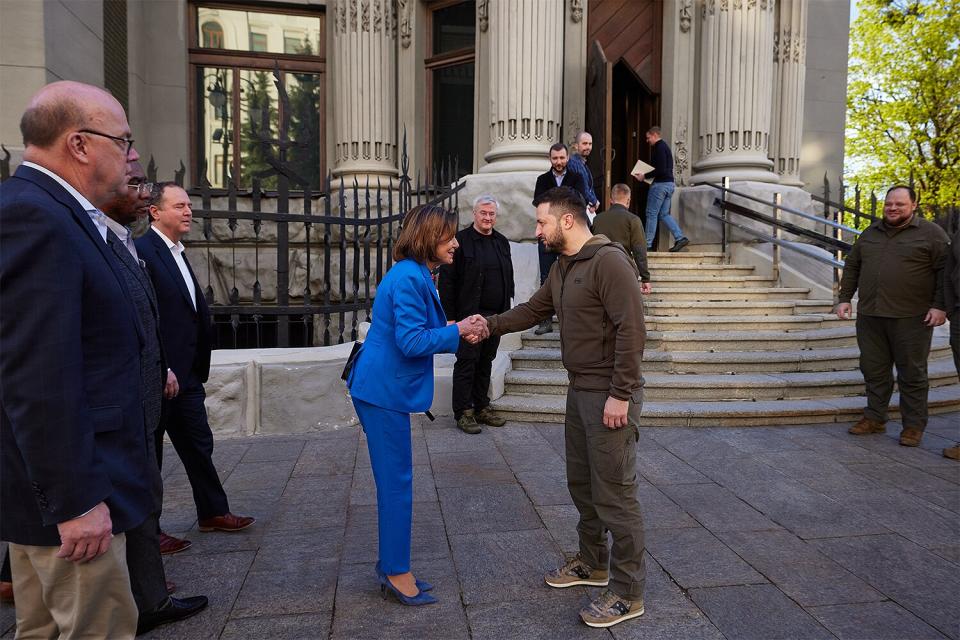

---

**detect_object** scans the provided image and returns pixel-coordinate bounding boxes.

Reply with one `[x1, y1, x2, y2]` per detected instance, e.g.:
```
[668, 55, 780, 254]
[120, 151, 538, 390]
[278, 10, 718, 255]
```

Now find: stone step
[649, 264, 756, 277]
[652, 275, 778, 288]
[520, 326, 861, 351]
[646, 314, 852, 332]
[490, 383, 960, 427]
[647, 287, 812, 302]
[509, 338, 955, 374]
[643, 300, 835, 316]
[502, 358, 959, 400]
[646, 251, 726, 265]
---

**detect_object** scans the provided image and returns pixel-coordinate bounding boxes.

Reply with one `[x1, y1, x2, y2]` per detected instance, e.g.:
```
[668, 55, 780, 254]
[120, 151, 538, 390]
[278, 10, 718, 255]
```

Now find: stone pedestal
[770, 0, 808, 186]
[330, 0, 397, 182]
[478, 0, 565, 173]
[691, 0, 779, 184]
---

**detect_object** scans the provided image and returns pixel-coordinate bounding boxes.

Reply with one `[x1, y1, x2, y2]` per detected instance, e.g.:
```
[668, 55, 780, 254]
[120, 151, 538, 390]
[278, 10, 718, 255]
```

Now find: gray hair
[472, 195, 500, 212]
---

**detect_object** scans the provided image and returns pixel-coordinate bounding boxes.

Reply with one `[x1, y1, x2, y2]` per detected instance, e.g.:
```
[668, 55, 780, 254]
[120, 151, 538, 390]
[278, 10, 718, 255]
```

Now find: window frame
[424, 0, 476, 176]
[187, 1, 326, 191]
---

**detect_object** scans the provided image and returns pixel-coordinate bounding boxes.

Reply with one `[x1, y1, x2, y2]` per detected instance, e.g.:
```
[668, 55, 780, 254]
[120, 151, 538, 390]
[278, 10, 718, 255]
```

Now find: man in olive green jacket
[836, 185, 949, 447]
[591, 183, 651, 293]
[942, 224, 959, 460]
[482, 186, 647, 629]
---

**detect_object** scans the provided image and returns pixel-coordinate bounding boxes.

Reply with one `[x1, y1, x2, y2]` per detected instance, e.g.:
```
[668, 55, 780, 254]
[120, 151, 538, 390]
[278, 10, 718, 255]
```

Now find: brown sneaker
[579, 589, 645, 628]
[544, 554, 609, 588]
[899, 427, 923, 447]
[456, 410, 482, 435]
[943, 445, 960, 460]
[848, 417, 886, 435]
[475, 407, 506, 427]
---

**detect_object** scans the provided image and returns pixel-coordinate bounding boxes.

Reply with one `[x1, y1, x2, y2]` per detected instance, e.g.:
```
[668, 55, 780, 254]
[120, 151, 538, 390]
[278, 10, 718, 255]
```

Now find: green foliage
[241, 70, 280, 190]
[846, 0, 960, 210]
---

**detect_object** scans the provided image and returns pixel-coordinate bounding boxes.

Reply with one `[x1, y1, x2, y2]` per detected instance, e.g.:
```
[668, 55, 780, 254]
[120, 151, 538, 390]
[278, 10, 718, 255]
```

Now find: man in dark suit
[135, 183, 255, 534]
[533, 143, 588, 334]
[101, 164, 208, 634]
[0, 81, 150, 638]
[591, 183, 652, 294]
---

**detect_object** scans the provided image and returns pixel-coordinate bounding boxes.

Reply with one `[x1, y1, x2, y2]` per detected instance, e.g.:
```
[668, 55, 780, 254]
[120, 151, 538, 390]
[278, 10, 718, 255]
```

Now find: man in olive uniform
[591, 183, 652, 294]
[836, 185, 949, 447]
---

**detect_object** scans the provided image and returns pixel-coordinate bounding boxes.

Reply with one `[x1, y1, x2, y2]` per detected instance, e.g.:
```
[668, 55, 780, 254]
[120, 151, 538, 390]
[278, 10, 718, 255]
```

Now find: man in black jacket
[439, 195, 515, 434]
[533, 143, 587, 334]
[643, 127, 688, 252]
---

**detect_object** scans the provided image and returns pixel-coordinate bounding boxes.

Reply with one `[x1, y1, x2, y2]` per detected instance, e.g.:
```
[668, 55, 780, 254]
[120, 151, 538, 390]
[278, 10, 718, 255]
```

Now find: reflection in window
[433, 63, 474, 179]
[196, 67, 234, 188]
[239, 69, 279, 189]
[197, 6, 321, 55]
[432, 1, 475, 55]
[285, 72, 322, 191]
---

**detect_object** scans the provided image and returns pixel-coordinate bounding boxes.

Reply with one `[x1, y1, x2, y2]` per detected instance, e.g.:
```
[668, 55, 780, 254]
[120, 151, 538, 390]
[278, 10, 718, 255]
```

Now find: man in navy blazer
[0, 81, 151, 638]
[135, 183, 255, 535]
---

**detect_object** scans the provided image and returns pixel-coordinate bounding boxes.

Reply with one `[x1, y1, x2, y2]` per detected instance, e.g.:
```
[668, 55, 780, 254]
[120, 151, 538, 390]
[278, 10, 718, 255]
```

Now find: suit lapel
[147, 229, 197, 314]
[107, 231, 160, 320]
[418, 262, 446, 322]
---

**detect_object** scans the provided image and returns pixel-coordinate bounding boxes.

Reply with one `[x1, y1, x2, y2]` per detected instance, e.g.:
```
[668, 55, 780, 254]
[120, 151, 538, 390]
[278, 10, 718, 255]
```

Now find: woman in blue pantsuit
[347, 204, 487, 605]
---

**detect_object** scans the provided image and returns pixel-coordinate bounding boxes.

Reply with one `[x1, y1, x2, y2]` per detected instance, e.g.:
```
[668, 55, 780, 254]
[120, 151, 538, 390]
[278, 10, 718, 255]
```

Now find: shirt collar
[21, 161, 97, 213]
[103, 216, 130, 242]
[552, 169, 567, 178]
[151, 225, 185, 253]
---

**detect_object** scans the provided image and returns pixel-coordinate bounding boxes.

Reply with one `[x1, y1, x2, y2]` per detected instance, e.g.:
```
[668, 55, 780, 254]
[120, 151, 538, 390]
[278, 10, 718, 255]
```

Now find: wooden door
[585, 40, 612, 210]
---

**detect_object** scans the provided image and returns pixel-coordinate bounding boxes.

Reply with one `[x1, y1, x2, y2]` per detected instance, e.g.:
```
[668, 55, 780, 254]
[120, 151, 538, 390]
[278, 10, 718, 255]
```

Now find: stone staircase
[491, 251, 960, 426]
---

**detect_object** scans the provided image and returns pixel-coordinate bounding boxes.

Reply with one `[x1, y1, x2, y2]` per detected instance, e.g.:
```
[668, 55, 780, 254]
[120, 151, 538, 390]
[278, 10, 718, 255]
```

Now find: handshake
[456, 314, 490, 344]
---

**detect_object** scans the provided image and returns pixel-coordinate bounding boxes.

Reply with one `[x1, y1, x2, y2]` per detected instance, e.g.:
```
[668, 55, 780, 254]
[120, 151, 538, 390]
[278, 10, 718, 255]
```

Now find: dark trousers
[162, 375, 230, 520]
[538, 240, 558, 284]
[565, 387, 645, 601]
[125, 513, 169, 613]
[857, 314, 934, 429]
[950, 310, 959, 380]
[1, 548, 10, 582]
[452, 333, 501, 418]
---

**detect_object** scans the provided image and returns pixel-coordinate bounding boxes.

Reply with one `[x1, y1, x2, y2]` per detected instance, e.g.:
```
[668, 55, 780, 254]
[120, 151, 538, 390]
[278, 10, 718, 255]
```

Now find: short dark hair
[611, 183, 631, 201]
[393, 204, 459, 264]
[149, 181, 181, 207]
[534, 186, 589, 226]
[20, 96, 85, 148]
[574, 131, 591, 143]
[885, 184, 917, 203]
[549, 142, 568, 155]
[646, 126, 662, 136]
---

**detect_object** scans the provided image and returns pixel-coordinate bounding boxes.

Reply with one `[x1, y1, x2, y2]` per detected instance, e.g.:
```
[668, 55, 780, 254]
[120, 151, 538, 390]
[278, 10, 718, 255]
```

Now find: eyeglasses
[127, 182, 155, 196]
[78, 129, 135, 156]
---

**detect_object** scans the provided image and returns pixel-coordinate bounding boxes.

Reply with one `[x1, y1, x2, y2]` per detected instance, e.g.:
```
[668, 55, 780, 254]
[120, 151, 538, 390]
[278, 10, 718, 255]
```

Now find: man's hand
[56, 502, 113, 563]
[924, 308, 947, 327]
[457, 315, 489, 344]
[640, 282, 652, 295]
[163, 369, 179, 399]
[835, 302, 853, 320]
[602, 396, 629, 430]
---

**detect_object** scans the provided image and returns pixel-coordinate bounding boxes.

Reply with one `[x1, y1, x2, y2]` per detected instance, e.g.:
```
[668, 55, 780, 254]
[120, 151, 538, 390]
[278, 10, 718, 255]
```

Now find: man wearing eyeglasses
[0, 81, 153, 638]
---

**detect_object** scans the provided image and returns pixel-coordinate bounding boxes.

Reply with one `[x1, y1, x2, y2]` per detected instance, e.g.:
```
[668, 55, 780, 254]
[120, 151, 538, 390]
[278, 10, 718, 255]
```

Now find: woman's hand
[457, 315, 489, 344]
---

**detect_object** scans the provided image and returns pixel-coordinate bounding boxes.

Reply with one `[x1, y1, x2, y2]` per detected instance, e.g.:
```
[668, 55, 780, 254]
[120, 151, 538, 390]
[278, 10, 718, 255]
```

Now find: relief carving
[335, 0, 346, 33]
[478, 0, 489, 32]
[398, 0, 411, 46]
[680, 0, 693, 32]
[570, 0, 584, 23]
[674, 121, 690, 185]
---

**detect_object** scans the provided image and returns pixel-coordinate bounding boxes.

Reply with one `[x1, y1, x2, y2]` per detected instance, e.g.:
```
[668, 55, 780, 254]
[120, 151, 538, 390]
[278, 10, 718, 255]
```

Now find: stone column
[691, 0, 779, 184]
[769, 0, 807, 186]
[478, 0, 565, 173]
[330, 0, 397, 181]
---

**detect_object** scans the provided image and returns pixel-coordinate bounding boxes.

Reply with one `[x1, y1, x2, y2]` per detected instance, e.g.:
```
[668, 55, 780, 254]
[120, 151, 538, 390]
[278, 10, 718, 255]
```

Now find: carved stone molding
[675, 121, 690, 185]
[680, 0, 693, 32]
[478, 0, 489, 32]
[570, 0, 583, 23]
[335, 0, 397, 35]
[398, 0, 411, 46]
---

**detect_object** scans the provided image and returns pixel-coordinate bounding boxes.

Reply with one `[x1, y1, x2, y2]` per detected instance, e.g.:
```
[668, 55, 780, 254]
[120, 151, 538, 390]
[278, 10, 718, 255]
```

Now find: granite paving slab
[715, 530, 884, 606]
[638, 483, 700, 531]
[340, 503, 451, 566]
[806, 601, 949, 640]
[350, 463, 438, 504]
[828, 487, 960, 549]
[535, 504, 582, 553]
[636, 448, 712, 486]
[690, 584, 835, 640]
[499, 444, 564, 472]
[813, 533, 960, 638]
[659, 483, 782, 532]
[848, 461, 959, 494]
[466, 590, 598, 640]
[220, 613, 333, 640]
[916, 488, 960, 514]
[645, 526, 767, 589]
[437, 484, 541, 535]
[515, 469, 573, 506]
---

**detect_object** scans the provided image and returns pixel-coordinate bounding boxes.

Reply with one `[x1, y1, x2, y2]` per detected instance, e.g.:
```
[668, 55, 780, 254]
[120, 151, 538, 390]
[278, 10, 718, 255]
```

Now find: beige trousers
[9, 534, 137, 640]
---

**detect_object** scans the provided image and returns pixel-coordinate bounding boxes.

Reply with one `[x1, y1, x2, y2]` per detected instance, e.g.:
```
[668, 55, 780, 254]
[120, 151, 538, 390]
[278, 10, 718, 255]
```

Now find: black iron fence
[0, 67, 465, 350]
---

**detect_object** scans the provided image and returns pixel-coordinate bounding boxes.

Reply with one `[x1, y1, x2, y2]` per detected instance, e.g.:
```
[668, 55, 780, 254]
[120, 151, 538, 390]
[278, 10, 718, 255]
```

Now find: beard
[542, 227, 565, 253]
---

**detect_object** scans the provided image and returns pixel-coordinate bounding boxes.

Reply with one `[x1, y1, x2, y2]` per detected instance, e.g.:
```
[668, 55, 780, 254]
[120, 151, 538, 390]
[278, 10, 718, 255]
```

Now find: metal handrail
[707, 213, 844, 268]
[706, 182, 862, 237]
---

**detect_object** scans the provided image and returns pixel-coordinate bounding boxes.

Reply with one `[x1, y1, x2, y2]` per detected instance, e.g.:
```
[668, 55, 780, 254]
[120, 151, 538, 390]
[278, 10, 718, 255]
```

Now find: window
[426, 1, 476, 178]
[189, 4, 325, 191]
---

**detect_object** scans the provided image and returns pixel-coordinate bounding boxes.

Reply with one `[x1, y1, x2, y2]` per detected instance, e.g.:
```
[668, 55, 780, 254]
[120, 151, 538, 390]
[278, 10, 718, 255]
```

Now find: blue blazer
[135, 228, 214, 383]
[0, 165, 154, 546]
[348, 259, 460, 413]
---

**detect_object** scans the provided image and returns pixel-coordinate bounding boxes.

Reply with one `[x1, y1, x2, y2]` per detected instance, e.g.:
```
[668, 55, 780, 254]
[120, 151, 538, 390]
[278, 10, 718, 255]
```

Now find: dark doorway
[610, 61, 659, 218]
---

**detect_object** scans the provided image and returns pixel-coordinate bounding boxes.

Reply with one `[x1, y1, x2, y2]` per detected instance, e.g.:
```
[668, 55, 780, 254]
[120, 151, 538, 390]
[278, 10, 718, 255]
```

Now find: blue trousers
[352, 397, 413, 575]
[644, 181, 683, 248]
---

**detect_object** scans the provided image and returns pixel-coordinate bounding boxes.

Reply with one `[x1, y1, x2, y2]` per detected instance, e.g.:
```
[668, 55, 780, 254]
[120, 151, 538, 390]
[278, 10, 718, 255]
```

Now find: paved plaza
[2, 413, 958, 639]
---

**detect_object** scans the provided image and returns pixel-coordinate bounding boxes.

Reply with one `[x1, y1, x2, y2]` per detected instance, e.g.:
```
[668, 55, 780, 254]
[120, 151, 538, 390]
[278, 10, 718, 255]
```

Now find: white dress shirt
[150, 226, 196, 311]
[552, 169, 567, 187]
[103, 216, 139, 260]
[21, 161, 107, 242]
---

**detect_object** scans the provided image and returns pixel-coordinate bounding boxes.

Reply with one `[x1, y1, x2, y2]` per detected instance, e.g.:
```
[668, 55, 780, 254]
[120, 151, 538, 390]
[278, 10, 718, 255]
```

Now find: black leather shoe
[136, 595, 208, 635]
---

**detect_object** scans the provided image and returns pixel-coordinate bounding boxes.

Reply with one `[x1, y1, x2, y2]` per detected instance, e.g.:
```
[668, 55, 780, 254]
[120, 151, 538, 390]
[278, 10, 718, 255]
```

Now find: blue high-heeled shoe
[375, 561, 433, 593]
[380, 576, 438, 606]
